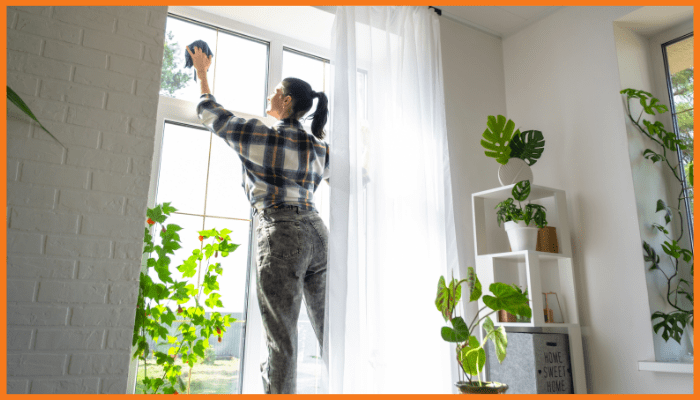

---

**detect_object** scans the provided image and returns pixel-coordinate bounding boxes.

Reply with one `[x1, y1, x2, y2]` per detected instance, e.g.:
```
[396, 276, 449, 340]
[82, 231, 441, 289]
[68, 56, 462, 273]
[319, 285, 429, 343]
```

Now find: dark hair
[281, 77, 329, 139]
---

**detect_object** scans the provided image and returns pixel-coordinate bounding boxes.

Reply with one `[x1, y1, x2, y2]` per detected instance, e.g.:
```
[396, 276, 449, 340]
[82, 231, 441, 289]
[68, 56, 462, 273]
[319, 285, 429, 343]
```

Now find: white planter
[504, 221, 539, 251]
[498, 158, 533, 186]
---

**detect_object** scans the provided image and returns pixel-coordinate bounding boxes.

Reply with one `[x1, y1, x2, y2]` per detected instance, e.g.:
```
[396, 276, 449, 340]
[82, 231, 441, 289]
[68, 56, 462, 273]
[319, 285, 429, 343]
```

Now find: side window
[662, 34, 694, 236]
[135, 14, 270, 394]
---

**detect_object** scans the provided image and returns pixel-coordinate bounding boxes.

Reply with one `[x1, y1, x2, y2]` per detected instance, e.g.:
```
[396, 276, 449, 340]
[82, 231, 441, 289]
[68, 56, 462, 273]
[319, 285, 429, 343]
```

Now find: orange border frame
[1, 1, 697, 399]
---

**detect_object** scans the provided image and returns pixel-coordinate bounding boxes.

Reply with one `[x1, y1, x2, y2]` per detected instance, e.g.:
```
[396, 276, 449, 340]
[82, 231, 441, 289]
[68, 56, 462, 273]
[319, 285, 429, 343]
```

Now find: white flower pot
[498, 158, 533, 186]
[504, 221, 539, 251]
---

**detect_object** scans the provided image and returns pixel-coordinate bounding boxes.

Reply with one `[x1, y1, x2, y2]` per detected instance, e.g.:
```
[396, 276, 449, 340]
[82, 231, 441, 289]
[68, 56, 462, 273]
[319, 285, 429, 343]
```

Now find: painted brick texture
[6, 6, 167, 394]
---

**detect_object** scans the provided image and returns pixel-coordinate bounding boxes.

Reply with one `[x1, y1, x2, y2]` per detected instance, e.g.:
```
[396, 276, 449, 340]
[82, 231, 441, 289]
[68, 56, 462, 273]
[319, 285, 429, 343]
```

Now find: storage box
[486, 332, 573, 394]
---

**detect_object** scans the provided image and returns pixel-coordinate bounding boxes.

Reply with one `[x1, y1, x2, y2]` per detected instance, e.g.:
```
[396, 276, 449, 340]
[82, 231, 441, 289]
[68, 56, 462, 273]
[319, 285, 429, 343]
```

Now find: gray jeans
[255, 206, 328, 394]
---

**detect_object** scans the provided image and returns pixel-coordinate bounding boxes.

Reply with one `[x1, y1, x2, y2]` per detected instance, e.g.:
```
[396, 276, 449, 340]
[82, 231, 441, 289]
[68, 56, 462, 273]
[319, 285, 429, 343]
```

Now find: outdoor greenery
[160, 30, 192, 97]
[132, 203, 239, 394]
[435, 267, 531, 386]
[495, 180, 548, 229]
[481, 115, 545, 166]
[136, 357, 240, 394]
[621, 88, 694, 344]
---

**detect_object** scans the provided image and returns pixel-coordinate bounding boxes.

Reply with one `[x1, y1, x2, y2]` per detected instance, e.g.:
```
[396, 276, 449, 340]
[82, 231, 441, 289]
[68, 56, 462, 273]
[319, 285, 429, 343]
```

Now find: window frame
[128, 6, 334, 394]
[661, 31, 694, 252]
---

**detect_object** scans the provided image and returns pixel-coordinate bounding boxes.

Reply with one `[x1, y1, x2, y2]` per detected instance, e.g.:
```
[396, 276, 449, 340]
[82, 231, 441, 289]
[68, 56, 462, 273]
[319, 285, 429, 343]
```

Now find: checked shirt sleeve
[196, 93, 271, 167]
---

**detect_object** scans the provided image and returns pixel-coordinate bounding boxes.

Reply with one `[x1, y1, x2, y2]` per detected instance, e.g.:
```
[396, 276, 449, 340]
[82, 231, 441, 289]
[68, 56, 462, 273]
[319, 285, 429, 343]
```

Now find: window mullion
[268, 39, 284, 96]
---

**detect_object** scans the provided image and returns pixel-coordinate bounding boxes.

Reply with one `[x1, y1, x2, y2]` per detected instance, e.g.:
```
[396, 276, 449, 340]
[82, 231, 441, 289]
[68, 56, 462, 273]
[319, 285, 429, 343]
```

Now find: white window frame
[127, 6, 333, 394]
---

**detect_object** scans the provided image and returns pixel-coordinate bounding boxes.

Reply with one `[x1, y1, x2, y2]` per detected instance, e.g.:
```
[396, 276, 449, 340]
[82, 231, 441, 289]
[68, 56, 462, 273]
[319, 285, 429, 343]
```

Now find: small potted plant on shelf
[495, 180, 547, 251]
[436, 267, 532, 394]
[481, 115, 545, 185]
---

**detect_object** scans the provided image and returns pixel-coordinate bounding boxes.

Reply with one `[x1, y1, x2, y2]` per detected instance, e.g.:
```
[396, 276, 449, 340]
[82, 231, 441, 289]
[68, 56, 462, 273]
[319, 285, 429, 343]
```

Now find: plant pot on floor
[504, 221, 539, 251]
[456, 381, 509, 394]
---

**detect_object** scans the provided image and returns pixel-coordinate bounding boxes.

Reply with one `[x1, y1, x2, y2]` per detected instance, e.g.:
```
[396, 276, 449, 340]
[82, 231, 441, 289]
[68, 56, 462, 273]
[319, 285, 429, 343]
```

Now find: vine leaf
[651, 311, 686, 344]
[643, 241, 660, 271]
[643, 149, 665, 163]
[656, 199, 672, 225]
[509, 130, 545, 166]
[481, 115, 517, 165]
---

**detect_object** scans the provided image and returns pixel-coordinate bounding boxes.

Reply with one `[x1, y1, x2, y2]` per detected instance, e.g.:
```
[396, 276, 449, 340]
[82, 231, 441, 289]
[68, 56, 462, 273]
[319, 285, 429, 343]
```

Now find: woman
[187, 46, 330, 394]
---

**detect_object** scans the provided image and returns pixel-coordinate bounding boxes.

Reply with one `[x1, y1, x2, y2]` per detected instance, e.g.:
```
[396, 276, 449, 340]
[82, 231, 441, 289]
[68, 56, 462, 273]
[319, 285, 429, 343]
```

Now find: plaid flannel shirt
[197, 94, 330, 211]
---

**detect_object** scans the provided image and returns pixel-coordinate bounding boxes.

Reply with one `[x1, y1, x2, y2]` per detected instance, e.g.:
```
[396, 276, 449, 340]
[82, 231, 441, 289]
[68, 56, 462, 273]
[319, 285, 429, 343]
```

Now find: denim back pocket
[262, 220, 302, 260]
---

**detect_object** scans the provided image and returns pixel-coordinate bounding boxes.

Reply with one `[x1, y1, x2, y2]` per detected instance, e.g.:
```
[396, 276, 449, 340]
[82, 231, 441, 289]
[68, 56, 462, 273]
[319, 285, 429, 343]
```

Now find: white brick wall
[6, 6, 167, 394]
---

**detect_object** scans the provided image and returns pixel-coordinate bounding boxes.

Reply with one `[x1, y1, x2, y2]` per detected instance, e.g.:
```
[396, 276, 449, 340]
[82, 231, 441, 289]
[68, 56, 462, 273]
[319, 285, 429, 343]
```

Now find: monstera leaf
[509, 130, 545, 166]
[481, 115, 518, 165]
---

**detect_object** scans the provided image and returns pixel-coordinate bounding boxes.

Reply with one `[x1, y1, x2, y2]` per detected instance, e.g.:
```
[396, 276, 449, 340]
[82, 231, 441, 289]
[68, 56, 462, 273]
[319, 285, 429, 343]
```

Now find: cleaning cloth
[184, 40, 214, 82]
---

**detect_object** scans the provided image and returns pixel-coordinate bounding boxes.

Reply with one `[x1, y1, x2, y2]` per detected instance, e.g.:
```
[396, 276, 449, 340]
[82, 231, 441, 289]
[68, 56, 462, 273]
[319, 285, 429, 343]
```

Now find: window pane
[214, 31, 268, 116]
[156, 123, 210, 215]
[206, 135, 252, 220]
[161, 16, 217, 101]
[666, 36, 694, 229]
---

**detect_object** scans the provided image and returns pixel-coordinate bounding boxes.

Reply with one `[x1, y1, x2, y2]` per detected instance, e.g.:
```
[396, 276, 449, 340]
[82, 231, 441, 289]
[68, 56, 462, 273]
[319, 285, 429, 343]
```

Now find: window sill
[638, 360, 694, 374]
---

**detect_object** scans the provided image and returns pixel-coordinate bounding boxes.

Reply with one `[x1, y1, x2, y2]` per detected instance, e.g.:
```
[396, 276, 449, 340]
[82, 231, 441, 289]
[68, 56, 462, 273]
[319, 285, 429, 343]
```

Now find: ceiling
[192, 6, 564, 48]
[436, 6, 564, 38]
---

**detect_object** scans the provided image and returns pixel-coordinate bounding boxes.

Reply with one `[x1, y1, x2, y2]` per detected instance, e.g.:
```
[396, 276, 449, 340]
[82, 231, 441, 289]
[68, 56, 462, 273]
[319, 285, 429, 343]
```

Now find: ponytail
[309, 91, 328, 139]
[282, 77, 329, 140]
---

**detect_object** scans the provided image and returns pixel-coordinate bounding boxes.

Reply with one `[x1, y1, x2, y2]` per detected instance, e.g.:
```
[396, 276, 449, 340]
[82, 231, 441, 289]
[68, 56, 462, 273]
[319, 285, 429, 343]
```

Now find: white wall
[6, 6, 167, 394]
[503, 6, 692, 394]
[440, 18, 507, 289]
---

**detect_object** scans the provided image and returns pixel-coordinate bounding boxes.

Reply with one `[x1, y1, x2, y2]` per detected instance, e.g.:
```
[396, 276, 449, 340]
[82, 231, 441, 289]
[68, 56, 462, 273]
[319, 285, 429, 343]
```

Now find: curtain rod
[429, 6, 442, 16]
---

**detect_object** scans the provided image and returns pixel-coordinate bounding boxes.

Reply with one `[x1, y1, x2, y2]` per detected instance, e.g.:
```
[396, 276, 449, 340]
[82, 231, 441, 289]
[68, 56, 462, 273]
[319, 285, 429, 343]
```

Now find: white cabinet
[471, 184, 587, 394]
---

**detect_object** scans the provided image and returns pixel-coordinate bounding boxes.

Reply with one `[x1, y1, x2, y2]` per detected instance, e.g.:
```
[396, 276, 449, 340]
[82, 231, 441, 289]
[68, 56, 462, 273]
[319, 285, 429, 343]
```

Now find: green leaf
[435, 276, 452, 321]
[512, 180, 531, 202]
[459, 336, 486, 376]
[509, 130, 545, 166]
[685, 160, 693, 187]
[651, 223, 669, 235]
[643, 241, 661, 271]
[482, 282, 532, 319]
[481, 115, 517, 165]
[162, 202, 177, 215]
[467, 266, 482, 302]
[643, 149, 665, 163]
[656, 199, 672, 225]
[483, 316, 507, 363]
[441, 316, 470, 343]
[652, 311, 687, 344]
[7, 86, 67, 148]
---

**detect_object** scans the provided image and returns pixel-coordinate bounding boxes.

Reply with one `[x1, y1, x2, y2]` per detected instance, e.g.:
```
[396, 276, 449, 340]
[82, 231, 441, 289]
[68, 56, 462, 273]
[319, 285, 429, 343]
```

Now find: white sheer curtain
[324, 6, 459, 394]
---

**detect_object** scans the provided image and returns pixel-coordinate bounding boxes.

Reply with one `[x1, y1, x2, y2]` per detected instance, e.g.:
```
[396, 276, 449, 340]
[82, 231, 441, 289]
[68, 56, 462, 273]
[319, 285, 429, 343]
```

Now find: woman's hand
[186, 46, 213, 75]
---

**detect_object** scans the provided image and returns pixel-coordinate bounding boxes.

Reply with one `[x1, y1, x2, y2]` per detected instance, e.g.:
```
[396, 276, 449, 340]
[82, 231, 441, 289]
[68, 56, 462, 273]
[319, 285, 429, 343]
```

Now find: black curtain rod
[429, 6, 442, 16]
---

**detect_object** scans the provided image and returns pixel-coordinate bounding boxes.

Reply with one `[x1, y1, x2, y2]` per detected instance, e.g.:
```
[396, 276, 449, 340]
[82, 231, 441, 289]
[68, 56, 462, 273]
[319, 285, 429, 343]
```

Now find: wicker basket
[536, 226, 559, 253]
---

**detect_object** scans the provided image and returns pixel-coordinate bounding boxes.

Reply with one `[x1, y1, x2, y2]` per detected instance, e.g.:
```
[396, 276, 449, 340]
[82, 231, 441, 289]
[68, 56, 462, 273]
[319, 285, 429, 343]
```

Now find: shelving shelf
[471, 184, 587, 394]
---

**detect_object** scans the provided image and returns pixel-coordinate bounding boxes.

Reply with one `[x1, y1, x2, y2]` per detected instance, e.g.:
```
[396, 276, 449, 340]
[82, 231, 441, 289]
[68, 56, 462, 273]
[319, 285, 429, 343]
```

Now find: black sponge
[184, 40, 214, 82]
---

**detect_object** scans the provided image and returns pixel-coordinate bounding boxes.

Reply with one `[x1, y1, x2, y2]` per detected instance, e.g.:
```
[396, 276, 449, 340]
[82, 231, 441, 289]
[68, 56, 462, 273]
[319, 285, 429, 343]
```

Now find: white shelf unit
[471, 184, 587, 394]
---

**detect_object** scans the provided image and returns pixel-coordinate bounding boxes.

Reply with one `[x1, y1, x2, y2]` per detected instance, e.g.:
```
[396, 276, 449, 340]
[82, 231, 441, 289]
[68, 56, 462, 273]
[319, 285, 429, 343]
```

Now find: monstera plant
[481, 115, 545, 166]
[436, 267, 531, 394]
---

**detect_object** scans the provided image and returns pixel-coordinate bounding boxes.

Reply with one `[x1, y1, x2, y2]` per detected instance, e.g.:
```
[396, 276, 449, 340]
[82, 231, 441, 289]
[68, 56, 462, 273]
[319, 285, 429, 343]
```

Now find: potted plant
[436, 267, 532, 394]
[481, 115, 545, 185]
[495, 180, 547, 251]
[620, 89, 693, 357]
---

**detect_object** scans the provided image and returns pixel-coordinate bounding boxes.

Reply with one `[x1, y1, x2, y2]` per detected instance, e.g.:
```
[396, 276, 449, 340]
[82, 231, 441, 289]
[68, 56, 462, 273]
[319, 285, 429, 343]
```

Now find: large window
[662, 33, 694, 245]
[133, 10, 332, 395]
